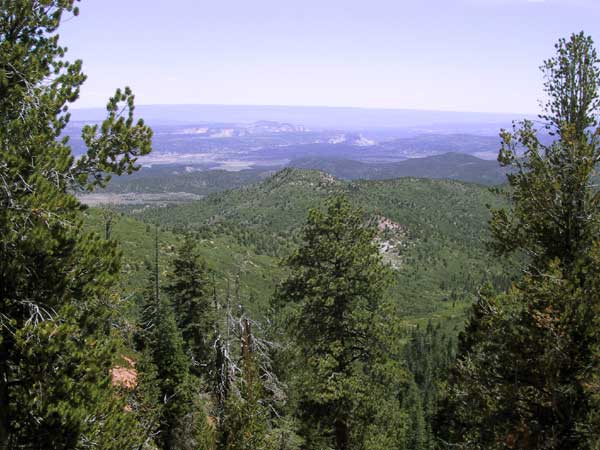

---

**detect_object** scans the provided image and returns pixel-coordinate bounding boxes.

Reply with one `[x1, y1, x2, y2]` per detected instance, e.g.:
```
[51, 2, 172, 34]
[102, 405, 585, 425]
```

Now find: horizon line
[69, 101, 539, 118]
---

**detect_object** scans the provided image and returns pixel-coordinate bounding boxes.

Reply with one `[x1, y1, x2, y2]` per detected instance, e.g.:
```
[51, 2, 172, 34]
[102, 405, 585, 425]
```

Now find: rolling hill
[288, 152, 507, 184]
[81, 152, 508, 208]
[122, 168, 513, 321]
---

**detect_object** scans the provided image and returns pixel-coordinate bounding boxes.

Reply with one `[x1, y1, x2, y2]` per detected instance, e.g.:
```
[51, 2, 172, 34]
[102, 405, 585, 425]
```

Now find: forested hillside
[2, 3, 600, 450]
[102, 165, 275, 196]
[76, 168, 511, 449]
[82, 152, 507, 204]
[132, 168, 510, 318]
[288, 152, 507, 185]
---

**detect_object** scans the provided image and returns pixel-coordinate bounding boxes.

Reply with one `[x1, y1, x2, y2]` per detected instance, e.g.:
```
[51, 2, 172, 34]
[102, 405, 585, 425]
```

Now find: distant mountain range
[179, 120, 309, 137]
[288, 153, 507, 185]
[87, 152, 507, 207]
[70, 104, 533, 133]
[68, 117, 519, 168]
[66, 107, 538, 184]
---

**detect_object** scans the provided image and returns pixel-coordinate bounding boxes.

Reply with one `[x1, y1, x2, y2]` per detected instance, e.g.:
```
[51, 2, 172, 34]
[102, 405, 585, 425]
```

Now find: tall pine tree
[438, 32, 600, 450]
[0, 1, 152, 448]
[274, 196, 399, 450]
[165, 233, 215, 378]
[137, 227, 202, 450]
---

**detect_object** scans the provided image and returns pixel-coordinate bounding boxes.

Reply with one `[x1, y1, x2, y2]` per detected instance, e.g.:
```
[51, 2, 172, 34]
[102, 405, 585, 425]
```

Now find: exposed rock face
[375, 216, 409, 270]
[377, 216, 403, 233]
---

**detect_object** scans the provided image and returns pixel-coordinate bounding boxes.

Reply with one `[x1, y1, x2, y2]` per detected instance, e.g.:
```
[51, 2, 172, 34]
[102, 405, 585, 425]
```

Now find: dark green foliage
[131, 350, 163, 449]
[441, 263, 599, 449]
[401, 381, 426, 450]
[150, 301, 195, 449]
[439, 32, 600, 449]
[491, 32, 600, 269]
[275, 196, 403, 450]
[402, 321, 456, 450]
[136, 168, 509, 319]
[0, 1, 152, 448]
[165, 234, 216, 377]
[138, 271, 197, 450]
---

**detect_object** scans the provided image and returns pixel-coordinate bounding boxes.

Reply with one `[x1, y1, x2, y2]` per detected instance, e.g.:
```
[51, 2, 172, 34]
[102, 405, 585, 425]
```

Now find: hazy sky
[60, 0, 600, 114]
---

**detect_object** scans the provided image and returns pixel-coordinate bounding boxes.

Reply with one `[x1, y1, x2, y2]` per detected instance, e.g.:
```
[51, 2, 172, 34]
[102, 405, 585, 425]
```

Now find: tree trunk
[334, 417, 349, 450]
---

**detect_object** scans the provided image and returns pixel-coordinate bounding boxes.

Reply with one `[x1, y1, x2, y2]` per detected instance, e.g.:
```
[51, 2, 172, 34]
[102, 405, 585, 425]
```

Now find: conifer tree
[137, 230, 201, 450]
[165, 233, 215, 377]
[144, 296, 195, 450]
[0, 1, 152, 447]
[401, 381, 427, 450]
[274, 196, 394, 450]
[438, 32, 600, 449]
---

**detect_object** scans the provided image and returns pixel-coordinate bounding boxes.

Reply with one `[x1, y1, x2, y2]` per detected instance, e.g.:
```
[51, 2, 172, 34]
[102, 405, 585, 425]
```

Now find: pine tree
[490, 32, 600, 270]
[401, 381, 426, 450]
[137, 229, 201, 450]
[274, 196, 394, 450]
[165, 233, 215, 378]
[438, 32, 600, 449]
[147, 297, 195, 450]
[0, 1, 152, 447]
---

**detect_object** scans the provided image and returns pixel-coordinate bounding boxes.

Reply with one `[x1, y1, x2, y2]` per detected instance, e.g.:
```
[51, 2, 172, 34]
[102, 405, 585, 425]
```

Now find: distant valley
[71, 111, 516, 205]
[78, 152, 508, 207]
[68, 104, 533, 173]
[68, 119, 509, 169]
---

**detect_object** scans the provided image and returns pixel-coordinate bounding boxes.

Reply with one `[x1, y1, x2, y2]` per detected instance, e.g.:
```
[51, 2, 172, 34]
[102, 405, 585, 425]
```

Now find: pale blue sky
[60, 0, 600, 114]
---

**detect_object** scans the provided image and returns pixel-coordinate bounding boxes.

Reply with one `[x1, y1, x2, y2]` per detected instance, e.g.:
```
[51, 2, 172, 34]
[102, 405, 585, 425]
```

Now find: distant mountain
[81, 153, 507, 208]
[180, 120, 309, 138]
[322, 133, 376, 146]
[70, 104, 531, 132]
[378, 134, 502, 159]
[289, 152, 508, 185]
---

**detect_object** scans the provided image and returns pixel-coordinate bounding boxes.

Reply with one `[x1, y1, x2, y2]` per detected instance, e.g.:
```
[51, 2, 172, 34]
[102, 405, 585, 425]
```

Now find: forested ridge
[1, 2, 599, 449]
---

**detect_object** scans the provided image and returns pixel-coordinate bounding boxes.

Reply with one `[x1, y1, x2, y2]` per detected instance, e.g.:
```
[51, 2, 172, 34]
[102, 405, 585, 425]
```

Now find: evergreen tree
[490, 32, 600, 270]
[132, 349, 163, 449]
[165, 233, 215, 377]
[403, 321, 456, 450]
[0, 1, 152, 448]
[274, 196, 394, 450]
[401, 381, 426, 450]
[438, 32, 600, 449]
[144, 295, 195, 450]
[137, 230, 202, 450]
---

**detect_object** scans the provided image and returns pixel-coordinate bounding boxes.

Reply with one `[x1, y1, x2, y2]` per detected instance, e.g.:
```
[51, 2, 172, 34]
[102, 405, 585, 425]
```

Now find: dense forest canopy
[1, 1, 599, 450]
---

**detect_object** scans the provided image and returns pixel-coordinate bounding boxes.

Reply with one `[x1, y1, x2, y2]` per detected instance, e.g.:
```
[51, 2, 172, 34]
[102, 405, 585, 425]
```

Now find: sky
[60, 0, 600, 114]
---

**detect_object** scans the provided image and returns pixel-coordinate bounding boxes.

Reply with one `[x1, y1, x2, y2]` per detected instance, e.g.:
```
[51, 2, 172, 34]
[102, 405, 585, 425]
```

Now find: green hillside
[103, 165, 275, 195]
[289, 152, 508, 185]
[121, 168, 512, 322]
[82, 209, 283, 317]
[78, 153, 508, 208]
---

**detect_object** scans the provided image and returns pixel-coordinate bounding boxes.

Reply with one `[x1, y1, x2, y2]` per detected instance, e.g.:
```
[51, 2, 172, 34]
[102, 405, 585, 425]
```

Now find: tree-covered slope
[127, 168, 511, 320]
[289, 152, 507, 185]
[102, 165, 275, 195]
[82, 209, 283, 317]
